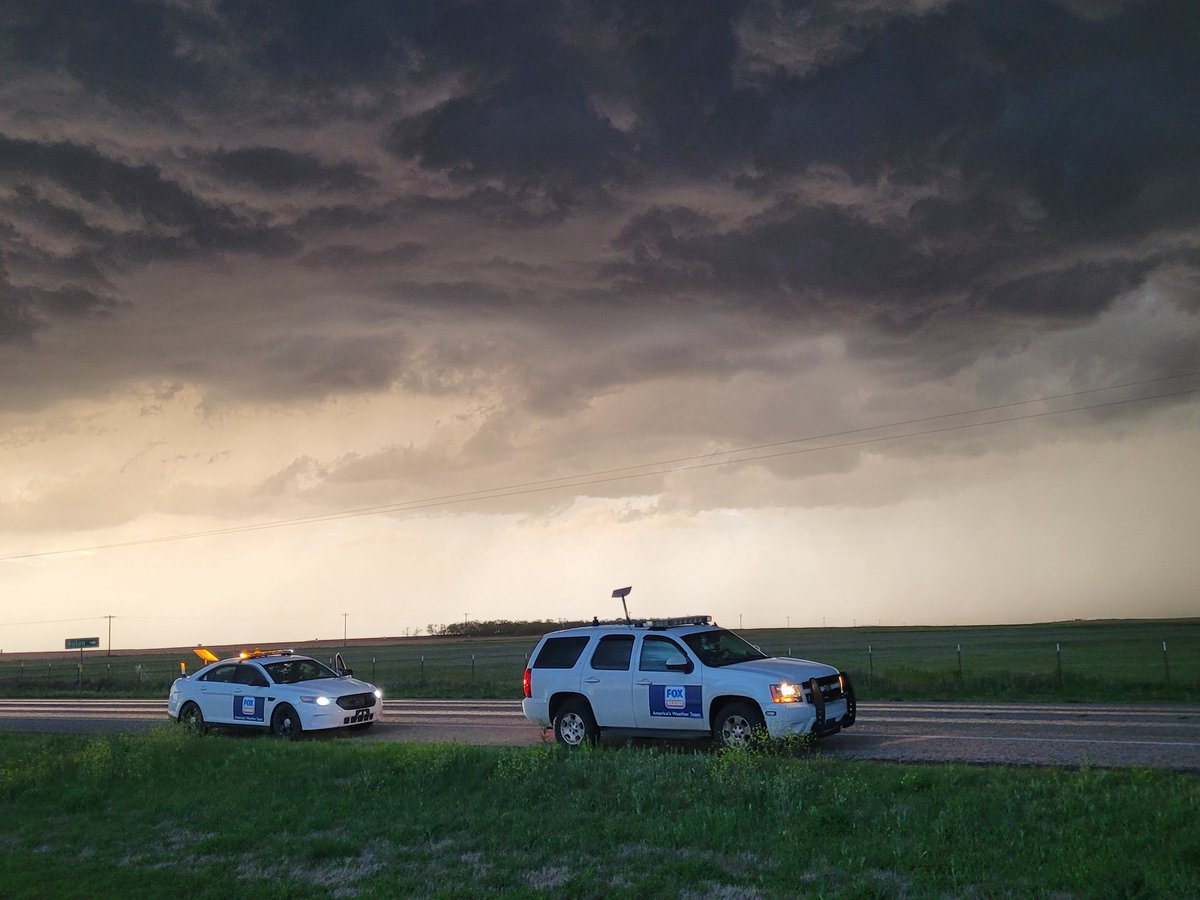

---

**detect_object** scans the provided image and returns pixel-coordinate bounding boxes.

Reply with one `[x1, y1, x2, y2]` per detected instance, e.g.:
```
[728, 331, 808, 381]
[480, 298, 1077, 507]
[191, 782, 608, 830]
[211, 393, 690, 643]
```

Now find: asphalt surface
[1, 698, 1197, 772]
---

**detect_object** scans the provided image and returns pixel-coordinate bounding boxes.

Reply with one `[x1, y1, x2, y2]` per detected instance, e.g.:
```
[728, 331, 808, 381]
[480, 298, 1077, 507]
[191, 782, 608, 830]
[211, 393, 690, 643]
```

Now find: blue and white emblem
[233, 695, 265, 722]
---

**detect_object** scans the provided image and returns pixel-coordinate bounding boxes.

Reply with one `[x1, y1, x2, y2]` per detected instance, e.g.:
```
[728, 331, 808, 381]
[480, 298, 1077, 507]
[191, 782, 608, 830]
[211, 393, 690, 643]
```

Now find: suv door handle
[583, 676, 600, 684]
[635, 679, 651, 685]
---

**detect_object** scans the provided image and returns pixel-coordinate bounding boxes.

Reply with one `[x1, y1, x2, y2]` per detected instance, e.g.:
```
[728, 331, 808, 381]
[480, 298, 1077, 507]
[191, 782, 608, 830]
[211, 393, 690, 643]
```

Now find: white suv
[521, 616, 856, 748]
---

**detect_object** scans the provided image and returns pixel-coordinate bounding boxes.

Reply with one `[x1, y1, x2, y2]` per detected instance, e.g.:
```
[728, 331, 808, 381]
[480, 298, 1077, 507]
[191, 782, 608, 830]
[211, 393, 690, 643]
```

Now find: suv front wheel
[714, 700, 764, 749]
[553, 698, 598, 748]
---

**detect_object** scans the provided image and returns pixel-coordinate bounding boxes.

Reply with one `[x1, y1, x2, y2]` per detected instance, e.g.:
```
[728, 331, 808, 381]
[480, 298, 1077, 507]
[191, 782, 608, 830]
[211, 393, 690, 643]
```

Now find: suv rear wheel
[553, 698, 598, 748]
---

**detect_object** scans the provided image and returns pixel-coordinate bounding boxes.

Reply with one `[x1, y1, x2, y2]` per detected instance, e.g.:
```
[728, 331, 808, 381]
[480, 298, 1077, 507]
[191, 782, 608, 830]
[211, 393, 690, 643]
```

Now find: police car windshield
[262, 658, 337, 685]
[682, 629, 769, 668]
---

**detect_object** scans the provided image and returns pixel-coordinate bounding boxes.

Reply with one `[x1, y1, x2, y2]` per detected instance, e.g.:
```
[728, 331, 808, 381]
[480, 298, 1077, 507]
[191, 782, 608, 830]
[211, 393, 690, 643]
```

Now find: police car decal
[233, 696, 265, 722]
[649, 684, 703, 719]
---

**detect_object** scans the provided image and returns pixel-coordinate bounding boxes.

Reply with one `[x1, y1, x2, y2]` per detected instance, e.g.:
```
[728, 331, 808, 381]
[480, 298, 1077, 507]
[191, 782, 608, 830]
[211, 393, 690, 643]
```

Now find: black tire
[714, 700, 764, 749]
[553, 698, 598, 748]
[178, 701, 206, 735]
[271, 703, 302, 740]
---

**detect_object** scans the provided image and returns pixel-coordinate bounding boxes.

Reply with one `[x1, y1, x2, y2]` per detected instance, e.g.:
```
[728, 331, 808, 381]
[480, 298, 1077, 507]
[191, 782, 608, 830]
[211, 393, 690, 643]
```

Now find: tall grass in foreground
[0, 729, 1196, 898]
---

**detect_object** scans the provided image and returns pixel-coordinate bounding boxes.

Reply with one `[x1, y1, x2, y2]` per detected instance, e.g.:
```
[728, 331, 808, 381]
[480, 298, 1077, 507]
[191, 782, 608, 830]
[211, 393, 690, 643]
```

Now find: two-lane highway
[1, 698, 1197, 771]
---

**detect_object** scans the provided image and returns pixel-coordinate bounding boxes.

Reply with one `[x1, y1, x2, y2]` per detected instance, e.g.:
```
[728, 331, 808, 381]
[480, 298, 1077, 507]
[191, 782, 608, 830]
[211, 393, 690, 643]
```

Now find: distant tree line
[427, 619, 621, 638]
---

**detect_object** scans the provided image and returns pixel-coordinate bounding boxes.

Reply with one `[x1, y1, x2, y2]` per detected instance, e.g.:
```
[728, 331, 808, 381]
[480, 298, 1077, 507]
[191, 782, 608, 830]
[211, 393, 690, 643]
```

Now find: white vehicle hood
[715, 657, 839, 681]
[282, 676, 376, 695]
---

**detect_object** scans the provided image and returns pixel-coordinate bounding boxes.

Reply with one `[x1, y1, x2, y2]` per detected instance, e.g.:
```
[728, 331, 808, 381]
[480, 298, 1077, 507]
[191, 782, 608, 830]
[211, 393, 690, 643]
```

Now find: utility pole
[105, 615, 114, 656]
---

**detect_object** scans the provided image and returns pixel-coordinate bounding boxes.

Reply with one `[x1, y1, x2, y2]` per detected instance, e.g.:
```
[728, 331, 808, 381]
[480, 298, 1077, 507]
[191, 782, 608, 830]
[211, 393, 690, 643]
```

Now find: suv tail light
[522, 667, 532, 699]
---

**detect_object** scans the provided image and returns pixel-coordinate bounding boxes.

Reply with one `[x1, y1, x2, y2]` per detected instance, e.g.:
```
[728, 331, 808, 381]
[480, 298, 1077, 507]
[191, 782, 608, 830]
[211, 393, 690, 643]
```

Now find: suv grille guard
[807, 672, 856, 735]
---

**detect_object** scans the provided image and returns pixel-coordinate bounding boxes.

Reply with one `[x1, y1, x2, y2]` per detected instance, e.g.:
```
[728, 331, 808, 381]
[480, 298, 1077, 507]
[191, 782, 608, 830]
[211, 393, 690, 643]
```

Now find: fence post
[868, 644, 874, 688]
[420, 655, 425, 685]
[372, 657, 377, 683]
[956, 644, 963, 684]
[1056, 643, 1062, 688]
[1163, 641, 1170, 686]
[471, 654, 476, 679]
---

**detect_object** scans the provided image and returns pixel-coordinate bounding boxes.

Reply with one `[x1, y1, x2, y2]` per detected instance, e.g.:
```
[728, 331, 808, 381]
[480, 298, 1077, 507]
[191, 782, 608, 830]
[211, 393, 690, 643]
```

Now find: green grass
[2, 618, 1197, 703]
[0, 729, 1196, 897]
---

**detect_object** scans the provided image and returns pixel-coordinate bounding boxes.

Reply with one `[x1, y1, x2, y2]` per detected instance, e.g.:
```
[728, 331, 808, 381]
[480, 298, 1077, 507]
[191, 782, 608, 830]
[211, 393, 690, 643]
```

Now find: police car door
[632, 634, 704, 731]
[230, 663, 270, 726]
[194, 663, 238, 724]
[582, 634, 636, 728]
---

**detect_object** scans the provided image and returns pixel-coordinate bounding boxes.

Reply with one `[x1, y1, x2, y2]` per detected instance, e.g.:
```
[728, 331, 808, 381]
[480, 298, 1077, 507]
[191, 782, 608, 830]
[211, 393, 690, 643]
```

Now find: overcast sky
[1, 0, 1197, 652]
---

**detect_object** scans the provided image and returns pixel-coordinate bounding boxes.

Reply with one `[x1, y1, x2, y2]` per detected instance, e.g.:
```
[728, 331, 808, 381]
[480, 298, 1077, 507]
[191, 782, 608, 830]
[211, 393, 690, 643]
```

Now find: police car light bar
[648, 615, 713, 628]
[238, 648, 294, 659]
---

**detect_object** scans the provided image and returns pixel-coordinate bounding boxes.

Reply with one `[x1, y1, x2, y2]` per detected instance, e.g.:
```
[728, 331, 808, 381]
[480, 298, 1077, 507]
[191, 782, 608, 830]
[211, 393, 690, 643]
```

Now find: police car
[168, 648, 382, 738]
[521, 612, 855, 748]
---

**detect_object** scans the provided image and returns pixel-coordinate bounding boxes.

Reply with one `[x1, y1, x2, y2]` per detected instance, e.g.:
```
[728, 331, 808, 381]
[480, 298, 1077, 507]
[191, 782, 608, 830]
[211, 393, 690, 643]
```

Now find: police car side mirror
[340, 668, 353, 677]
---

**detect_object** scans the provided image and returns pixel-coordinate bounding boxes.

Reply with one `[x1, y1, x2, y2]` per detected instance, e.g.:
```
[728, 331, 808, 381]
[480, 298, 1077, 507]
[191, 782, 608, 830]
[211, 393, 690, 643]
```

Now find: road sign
[65, 637, 100, 650]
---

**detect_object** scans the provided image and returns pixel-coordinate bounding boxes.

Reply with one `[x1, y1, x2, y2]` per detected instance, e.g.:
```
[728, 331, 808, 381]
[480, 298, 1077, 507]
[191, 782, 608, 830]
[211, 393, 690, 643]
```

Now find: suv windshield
[682, 629, 769, 668]
[262, 658, 338, 685]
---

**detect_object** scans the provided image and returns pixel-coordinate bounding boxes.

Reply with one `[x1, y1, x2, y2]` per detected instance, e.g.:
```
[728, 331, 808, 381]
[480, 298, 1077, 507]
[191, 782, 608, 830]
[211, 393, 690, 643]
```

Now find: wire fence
[0, 627, 1195, 702]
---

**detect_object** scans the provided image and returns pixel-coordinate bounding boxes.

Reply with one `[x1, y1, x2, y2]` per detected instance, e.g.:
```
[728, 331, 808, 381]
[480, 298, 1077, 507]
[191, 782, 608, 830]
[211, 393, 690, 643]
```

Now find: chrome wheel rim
[721, 714, 752, 748]
[560, 712, 586, 745]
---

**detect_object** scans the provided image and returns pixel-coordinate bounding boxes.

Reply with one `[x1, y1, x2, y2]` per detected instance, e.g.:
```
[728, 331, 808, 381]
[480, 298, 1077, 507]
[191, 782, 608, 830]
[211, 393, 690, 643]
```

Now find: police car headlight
[374, 689, 383, 699]
[300, 695, 333, 706]
[770, 682, 800, 703]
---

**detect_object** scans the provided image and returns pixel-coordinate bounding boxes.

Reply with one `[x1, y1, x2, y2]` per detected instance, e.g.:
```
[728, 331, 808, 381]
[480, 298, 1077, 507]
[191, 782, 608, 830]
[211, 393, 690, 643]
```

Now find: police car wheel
[553, 699, 598, 748]
[178, 702, 206, 735]
[271, 704, 302, 740]
[715, 701, 762, 749]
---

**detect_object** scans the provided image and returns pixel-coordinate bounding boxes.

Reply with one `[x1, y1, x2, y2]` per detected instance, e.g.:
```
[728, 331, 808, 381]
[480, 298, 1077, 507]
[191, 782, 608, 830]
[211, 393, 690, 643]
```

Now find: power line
[0, 616, 104, 627]
[1, 376, 1195, 563]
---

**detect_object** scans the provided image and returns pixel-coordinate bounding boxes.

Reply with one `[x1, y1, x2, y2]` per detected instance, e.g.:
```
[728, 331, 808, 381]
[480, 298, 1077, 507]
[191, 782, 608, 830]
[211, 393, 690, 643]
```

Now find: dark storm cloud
[0, 267, 39, 344]
[7, 0, 215, 105]
[200, 147, 370, 192]
[0, 134, 299, 281]
[0, 0, 1196, 409]
[981, 261, 1154, 320]
[298, 243, 424, 270]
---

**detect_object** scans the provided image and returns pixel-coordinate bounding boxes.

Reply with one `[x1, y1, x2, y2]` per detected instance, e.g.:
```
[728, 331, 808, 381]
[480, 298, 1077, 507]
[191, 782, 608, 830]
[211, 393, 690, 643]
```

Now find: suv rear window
[590, 634, 634, 671]
[532, 636, 590, 669]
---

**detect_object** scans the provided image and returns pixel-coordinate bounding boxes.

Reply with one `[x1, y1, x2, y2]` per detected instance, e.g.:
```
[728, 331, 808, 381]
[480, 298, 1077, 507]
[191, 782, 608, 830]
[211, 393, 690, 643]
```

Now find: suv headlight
[769, 682, 801, 703]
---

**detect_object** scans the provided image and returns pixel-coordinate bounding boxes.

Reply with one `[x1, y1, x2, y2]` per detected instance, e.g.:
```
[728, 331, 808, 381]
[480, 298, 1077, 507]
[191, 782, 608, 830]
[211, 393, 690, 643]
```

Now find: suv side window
[532, 636, 590, 669]
[639, 636, 691, 672]
[234, 665, 269, 687]
[590, 635, 634, 671]
[200, 664, 237, 683]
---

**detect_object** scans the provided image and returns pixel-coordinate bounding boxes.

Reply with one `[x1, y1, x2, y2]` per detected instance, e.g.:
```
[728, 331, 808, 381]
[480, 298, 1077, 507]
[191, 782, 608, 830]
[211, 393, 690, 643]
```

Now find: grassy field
[1, 618, 1196, 704]
[0, 728, 1196, 898]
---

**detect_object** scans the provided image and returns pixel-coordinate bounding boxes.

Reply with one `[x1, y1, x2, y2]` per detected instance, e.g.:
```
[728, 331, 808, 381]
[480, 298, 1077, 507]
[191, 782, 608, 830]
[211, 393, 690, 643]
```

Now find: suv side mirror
[665, 656, 692, 673]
